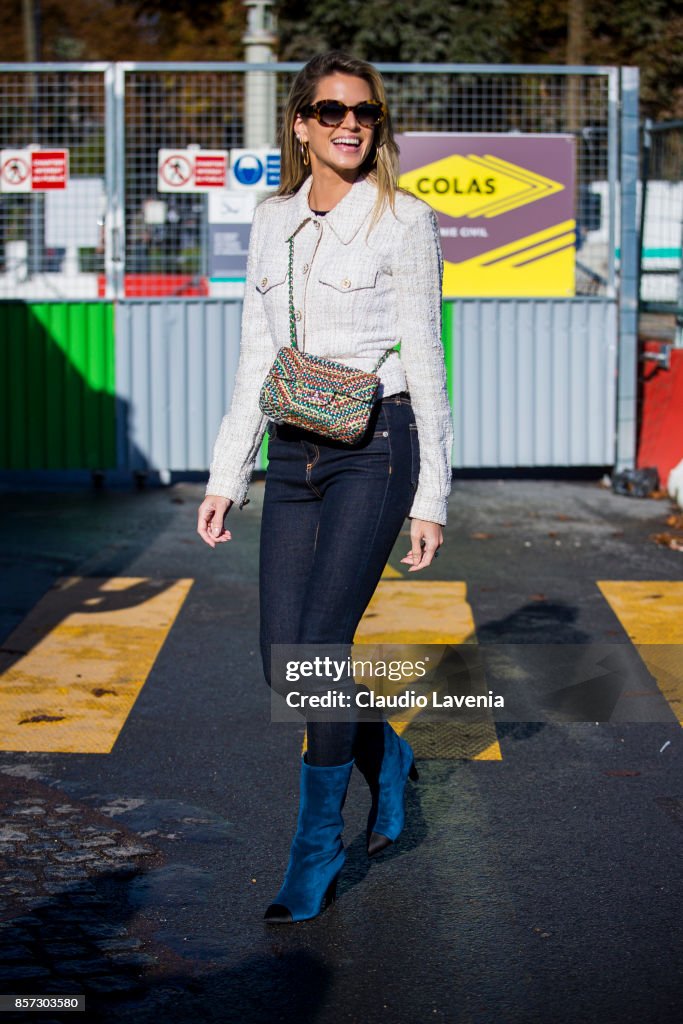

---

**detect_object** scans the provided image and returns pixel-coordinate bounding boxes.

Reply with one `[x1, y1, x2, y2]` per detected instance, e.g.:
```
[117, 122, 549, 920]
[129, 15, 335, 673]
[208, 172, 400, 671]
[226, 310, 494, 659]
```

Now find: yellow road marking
[0, 577, 193, 753]
[354, 580, 477, 644]
[597, 581, 683, 725]
[354, 581, 501, 760]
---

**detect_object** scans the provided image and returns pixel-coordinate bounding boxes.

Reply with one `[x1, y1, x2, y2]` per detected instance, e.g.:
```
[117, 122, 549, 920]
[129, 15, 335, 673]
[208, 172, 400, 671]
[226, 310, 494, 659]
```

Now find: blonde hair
[277, 51, 400, 223]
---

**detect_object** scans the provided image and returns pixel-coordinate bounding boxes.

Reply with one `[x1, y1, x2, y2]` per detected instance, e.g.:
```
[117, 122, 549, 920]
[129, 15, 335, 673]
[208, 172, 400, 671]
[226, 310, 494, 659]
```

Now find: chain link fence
[0, 67, 107, 299]
[1, 63, 618, 301]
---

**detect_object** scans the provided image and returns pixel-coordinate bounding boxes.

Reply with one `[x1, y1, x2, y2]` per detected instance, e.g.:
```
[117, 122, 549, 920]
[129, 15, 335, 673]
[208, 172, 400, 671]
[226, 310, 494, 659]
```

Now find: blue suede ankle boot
[264, 755, 354, 924]
[356, 722, 418, 857]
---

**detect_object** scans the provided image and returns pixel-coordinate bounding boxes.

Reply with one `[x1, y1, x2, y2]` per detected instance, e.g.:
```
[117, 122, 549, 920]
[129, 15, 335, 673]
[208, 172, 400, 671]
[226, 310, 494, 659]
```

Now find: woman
[197, 51, 453, 923]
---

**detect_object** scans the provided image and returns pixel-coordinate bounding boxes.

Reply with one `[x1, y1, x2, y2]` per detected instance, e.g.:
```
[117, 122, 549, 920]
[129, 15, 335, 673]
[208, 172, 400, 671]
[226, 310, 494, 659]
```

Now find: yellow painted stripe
[597, 581, 683, 725]
[0, 577, 193, 753]
[354, 580, 476, 644]
[442, 220, 576, 298]
[354, 581, 501, 760]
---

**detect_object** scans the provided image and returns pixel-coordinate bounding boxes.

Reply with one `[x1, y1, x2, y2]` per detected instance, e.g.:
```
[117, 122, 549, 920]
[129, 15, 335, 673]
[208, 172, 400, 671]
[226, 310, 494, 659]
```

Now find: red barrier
[97, 275, 210, 298]
[637, 341, 683, 486]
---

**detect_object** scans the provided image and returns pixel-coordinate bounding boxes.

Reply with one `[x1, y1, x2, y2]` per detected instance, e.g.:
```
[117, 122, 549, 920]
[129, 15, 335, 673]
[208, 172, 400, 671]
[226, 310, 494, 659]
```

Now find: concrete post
[243, 0, 278, 148]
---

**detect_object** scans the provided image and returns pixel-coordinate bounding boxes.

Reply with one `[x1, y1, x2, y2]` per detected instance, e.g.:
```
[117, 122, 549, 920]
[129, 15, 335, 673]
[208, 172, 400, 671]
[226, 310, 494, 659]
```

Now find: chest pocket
[318, 264, 380, 293]
[255, 264, 287, 295]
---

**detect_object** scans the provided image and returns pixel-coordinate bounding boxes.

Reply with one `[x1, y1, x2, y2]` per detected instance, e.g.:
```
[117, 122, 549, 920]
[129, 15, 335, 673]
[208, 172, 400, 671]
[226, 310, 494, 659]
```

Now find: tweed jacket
[206, 174, 453, 525]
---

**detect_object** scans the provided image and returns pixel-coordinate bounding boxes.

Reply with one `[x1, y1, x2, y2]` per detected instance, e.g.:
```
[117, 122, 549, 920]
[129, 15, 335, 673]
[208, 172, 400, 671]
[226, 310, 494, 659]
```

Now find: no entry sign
[0, 149, 69, 192]
[157, 149, 228, 193]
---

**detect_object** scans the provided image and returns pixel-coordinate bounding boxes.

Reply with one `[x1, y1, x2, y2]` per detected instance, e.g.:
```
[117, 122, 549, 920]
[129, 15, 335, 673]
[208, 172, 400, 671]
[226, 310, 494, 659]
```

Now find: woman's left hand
[400, 518, 443, 572]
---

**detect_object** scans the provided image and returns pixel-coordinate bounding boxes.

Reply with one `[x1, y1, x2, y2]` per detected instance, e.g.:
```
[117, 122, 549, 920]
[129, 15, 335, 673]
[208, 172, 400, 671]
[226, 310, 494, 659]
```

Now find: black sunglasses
[299, 99, 386, 129]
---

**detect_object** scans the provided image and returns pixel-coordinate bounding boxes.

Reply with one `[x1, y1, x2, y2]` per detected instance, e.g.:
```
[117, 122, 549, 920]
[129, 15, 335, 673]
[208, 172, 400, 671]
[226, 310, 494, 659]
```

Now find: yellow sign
[397, 135, 576, 298]
[399, 154, 566, 220]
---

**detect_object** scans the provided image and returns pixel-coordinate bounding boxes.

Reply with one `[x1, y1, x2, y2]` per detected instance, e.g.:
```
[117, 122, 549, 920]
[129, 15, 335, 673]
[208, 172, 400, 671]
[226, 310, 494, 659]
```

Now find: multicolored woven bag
[258, 232, 395, 444]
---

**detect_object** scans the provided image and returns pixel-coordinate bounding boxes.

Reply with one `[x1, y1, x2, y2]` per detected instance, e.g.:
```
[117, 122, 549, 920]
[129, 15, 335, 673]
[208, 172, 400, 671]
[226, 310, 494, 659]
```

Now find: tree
[0, 0, 246, 62]
[275, 0, 682, 119]
[276, 0, 511, 64]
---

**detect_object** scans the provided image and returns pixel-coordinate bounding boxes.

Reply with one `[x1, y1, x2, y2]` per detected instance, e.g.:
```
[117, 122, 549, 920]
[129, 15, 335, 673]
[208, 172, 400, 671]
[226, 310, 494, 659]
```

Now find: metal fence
[1, 62, 640, 475]
[0, 62, 620, 301]
[0, 66, 108, 300]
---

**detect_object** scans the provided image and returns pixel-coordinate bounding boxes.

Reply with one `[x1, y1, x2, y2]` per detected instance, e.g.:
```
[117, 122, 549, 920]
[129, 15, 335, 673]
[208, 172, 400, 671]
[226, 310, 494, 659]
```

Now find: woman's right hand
[197, 495, 233, 548]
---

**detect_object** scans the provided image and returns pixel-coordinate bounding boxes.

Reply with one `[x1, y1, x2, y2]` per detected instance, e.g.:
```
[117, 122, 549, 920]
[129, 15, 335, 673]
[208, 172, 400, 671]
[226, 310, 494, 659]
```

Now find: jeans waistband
[380, 390, 411, 406]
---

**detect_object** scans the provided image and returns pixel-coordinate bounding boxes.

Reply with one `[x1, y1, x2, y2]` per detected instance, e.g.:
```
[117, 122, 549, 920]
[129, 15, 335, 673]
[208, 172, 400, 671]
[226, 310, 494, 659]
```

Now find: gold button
[341, 278, 351, 289]
[294, 310, 302, 321]
[302, 264, 309, 273]
[260, 276, 268, 288]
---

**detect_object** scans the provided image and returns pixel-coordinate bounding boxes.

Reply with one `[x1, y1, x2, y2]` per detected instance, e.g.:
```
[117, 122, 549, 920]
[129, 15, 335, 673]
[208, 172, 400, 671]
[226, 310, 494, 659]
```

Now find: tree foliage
[0, 0, 245, 62]
[276, 0, 512, 64]
[0, 0, 679, 118]
[277, 0, 682, 118]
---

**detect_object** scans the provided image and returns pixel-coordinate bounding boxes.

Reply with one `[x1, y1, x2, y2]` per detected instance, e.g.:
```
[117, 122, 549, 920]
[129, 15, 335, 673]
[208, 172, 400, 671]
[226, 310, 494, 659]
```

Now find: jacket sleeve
[206, 203, 274, 506]
[392, 202, 453, 526]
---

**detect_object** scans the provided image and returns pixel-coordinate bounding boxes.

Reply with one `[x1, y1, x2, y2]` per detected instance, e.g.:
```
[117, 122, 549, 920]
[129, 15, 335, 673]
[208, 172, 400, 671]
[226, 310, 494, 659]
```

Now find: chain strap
[286, 234, 298, 349]
[285, 228, 397, 370]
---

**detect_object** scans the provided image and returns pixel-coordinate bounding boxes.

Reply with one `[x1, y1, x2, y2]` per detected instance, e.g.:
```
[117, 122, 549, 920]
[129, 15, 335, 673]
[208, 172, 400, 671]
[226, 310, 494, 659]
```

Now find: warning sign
[157, 149, 228, 193]
[0, 149, 69, 192]
[195, 154, 227, 188]
[31, 150, 69, 189]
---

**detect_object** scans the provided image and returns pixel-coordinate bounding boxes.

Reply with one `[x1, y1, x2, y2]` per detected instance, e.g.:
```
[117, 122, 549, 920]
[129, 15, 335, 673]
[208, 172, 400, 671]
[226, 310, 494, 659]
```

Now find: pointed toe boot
[356, 722, 418, 858]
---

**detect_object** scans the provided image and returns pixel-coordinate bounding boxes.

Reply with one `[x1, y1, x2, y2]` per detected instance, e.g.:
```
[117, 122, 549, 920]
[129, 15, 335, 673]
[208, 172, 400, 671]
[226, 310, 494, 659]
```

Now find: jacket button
[294, 309, 302, 321]
[261, 277, 268, 288]
[313, 221, 320, 230]
[302, 263, 309, 273]
[341, 278, 351, 289]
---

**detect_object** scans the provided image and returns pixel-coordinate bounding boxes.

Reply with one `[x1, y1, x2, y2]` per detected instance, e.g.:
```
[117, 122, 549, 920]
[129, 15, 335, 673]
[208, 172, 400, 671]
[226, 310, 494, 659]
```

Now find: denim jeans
[259, 393, 420, 765]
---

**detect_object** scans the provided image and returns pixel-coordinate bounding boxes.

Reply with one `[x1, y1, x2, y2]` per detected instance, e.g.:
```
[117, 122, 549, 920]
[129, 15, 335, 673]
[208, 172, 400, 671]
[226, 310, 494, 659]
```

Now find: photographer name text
[285, 690, 504, 710]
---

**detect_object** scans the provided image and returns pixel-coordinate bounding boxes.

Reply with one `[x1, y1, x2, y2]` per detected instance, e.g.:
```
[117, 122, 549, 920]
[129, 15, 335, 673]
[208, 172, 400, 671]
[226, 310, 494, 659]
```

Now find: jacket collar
[282, 175, 377, 245]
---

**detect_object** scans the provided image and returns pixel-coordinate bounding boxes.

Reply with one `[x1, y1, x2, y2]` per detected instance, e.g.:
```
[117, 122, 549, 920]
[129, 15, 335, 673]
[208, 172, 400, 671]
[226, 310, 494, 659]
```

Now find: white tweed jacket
[206, 174, 453, 525]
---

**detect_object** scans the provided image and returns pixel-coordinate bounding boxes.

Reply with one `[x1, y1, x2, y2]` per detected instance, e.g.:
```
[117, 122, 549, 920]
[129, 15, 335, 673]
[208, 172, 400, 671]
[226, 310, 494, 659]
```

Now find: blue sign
[230, 149, 281, 190]
[232, 154, 264, 186]
[266, 153, 281, 188]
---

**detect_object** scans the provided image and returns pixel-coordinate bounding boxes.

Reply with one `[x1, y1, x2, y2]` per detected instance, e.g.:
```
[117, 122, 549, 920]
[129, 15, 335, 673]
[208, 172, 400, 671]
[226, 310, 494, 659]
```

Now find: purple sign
[397, 134, 576, 297]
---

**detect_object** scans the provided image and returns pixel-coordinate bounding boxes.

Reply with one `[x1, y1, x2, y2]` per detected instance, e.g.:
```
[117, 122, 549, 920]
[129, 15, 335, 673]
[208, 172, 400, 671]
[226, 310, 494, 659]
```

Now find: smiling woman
[295, 81, 380, 195]
[197, 51, 453, 925]
[277, 52, 400, 221]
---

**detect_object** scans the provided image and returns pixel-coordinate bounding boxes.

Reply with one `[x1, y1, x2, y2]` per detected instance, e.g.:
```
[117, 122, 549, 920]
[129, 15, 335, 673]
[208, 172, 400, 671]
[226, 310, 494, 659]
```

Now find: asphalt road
[0, 474, 681, 1024]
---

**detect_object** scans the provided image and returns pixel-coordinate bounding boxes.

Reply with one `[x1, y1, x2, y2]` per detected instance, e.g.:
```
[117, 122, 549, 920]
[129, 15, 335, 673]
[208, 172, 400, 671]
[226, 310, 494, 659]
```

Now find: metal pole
[615, 67, 640, 472]
[637, 118, 652, 314]
[242, 0, 278, 148]
[606, 69, 619, 296]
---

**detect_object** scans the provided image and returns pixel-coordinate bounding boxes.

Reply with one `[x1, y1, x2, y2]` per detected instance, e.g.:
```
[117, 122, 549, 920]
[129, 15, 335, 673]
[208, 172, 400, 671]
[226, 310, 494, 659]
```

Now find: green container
[442, 300, 456, 402]
[0, 302, 116, 469]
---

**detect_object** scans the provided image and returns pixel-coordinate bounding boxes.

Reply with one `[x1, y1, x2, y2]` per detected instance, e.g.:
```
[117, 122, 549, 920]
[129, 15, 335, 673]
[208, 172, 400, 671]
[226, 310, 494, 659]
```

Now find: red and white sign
[157, 149, 228, 193]
[31, 150, 69, 189]
[0, 149, 69, 192]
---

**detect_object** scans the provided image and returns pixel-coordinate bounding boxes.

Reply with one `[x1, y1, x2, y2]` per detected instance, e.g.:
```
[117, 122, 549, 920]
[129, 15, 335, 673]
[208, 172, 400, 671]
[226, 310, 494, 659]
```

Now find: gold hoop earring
[300, 139, 310, 167]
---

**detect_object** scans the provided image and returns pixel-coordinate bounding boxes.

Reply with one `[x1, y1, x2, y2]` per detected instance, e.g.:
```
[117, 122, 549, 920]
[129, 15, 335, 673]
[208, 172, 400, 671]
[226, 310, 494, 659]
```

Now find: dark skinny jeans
[259, 393, 420, 766]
